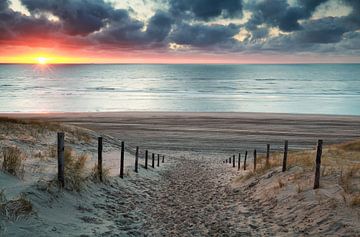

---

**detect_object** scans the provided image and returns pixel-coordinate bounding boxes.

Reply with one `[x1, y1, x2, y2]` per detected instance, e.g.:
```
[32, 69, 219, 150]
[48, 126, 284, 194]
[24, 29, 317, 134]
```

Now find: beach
[4, 112, 360, 153]
[1, 112, 360, 236]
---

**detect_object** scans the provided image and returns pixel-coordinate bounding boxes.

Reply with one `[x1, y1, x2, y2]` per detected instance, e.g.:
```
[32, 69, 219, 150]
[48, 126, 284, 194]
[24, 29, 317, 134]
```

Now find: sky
[0, 0, 360, 64]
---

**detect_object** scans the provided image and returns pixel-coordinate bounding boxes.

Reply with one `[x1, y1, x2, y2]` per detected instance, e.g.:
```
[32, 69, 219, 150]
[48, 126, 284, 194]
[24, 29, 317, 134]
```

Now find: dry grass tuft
[63, 148, 89, 192]
[337, 140, 360, 152]
[90, 164, 110, 183]
[350, 193, 360, 206]
[0, 193, 33, 220]
[1, 147, 25, 178]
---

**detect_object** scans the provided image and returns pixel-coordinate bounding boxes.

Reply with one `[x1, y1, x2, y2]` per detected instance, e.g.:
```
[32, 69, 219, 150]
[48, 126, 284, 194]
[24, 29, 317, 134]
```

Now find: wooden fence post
[57, 132, 65, 187]
[229, 157, 231, 163]
[238, 153, 241, 171]
[282, 140, 288, 172]
[253, 149, 257, 171]
[152, 153, 155, 168]
[233, 155, 235, 168]
[120, 141, 124, 178]
[98, 137, 103, 182]
[314, 140, 323, 189]
[145, 150, 148, 169]
[157, 154, 160, 167]
[162, 155, 165, 163]
[266, 144, 270, 166]
[135, 146, 139, 173]
[244, 151, 247, 170]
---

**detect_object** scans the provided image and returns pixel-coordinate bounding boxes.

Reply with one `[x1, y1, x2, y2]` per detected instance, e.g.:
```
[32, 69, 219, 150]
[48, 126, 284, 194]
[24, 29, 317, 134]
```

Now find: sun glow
[37, 57, 48, 65]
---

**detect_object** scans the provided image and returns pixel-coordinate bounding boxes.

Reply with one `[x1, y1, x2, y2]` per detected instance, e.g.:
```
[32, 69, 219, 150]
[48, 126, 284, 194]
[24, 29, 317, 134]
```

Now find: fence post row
[253, 149, 257, 171]
[145, 150, 148, 169]
[152, 153, 155, 168]
[57, 132, 65, 188]
[266, 144, 270, 166]
[238, 153, 241, 171]
[244, 150, 247, 170]
[98, 137, 103, 182]
[282, 140, 288, 172]
[135, 146, 139, 173]
[314, 139, 323, 189]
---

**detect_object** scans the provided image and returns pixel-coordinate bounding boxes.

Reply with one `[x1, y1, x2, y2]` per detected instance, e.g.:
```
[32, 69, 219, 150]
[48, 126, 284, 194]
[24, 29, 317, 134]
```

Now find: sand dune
[0, 113, 360, 236]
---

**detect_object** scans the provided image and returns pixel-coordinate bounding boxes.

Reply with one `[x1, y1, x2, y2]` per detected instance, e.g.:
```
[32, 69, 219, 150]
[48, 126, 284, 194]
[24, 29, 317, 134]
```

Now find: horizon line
[1, 62, 360, 65]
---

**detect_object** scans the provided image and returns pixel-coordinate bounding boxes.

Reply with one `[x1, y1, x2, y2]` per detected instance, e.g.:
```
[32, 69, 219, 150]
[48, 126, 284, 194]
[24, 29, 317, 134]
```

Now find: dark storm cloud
[92, 10, 173, 48]
[145, 11, 173, 42]
[168, 0, 243, 21]
[21, 0, 113, 36]
[246, 0, 328, 32]
[0, 0, 59, 41]
[1, 0, 360, 54]
[171, 23, 239, 47]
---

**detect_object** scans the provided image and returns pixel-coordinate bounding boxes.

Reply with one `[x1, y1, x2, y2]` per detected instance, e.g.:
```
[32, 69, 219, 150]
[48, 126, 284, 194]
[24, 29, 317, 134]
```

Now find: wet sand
[2, 112, 360, 154]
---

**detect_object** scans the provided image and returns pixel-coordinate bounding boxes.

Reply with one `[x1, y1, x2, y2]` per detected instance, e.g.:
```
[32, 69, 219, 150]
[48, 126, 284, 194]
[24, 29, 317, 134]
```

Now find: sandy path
[136, 157, 291, 236]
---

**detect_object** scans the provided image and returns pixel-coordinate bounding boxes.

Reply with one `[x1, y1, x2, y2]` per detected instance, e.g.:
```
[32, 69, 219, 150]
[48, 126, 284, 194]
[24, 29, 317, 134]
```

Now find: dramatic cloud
[168, 0, 243, 21]
[171, 23, 239, 47]
[245, 0, 328, 32]
[21, 0, 112, 35]
[1, 0, 360, 59]
[0, 0, 60, 42]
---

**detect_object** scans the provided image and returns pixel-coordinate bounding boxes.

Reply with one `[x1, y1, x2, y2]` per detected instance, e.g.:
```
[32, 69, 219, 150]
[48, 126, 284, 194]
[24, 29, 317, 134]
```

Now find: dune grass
[240, 139, 360, 206]
[0, 116, 93, 144]
[63, 148, 89, 192]
[1, 147, 25, 179]
[0, 193, 32, 220]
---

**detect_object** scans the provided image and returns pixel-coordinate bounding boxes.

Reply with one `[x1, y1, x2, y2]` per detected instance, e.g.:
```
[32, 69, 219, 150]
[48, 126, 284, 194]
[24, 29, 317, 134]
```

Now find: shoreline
[1, 112, 360, 154]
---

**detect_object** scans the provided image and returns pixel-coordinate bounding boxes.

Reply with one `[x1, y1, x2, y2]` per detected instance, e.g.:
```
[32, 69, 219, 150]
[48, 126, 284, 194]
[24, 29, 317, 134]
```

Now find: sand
[1, 112, 360, 236]
[3, 112, 360, 154]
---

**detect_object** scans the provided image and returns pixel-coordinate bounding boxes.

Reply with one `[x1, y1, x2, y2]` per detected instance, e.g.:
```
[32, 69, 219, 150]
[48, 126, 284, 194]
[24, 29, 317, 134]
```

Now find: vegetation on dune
[0, 117, 93, 144]
[0, 193, 33, 220]
[239, 139, 360, 206]
[63, 148, 89, 192]
[1, 147, 25, 179]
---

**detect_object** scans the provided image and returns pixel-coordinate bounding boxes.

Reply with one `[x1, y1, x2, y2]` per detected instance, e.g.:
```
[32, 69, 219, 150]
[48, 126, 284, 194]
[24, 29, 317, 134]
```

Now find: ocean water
[0, 64, 359, 115]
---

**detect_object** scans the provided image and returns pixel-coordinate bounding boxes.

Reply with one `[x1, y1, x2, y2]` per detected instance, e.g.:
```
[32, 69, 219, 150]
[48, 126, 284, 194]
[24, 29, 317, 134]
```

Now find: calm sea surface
[0, 64, 359, 115]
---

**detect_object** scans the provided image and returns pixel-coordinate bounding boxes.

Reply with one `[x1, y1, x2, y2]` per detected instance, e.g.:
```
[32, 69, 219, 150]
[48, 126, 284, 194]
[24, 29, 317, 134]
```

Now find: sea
[0, 64, 359, 115]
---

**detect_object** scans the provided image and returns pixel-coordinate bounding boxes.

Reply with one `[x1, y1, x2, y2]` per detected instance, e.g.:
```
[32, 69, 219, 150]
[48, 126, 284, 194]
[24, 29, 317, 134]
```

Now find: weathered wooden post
[314, 139, 323, 189]
[152, 153, 155, 168]
[238, 153, 241, 171]
[253, 149, 257, 171]
[157, 154, 160, 167]
[120, 141, 124, 178]
[233, 155, 235, 168]
[135, 146, 139, 173]
[57, 132, 65, 187]
[98, 137, 103, 182]
[145, 150, 148, 169]
[266, 144, 270, 166]
[162, 155, 165, 163]
[229, 157, 231, 163]
[282, 140, 288, 172]
[243, 150, 247, 170]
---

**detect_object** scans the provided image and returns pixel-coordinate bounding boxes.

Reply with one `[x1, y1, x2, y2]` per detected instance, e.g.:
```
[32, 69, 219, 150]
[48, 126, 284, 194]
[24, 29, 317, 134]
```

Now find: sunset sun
[37, 57, 48, 65]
